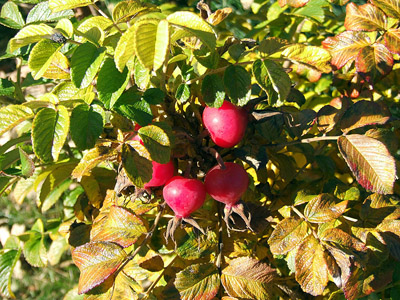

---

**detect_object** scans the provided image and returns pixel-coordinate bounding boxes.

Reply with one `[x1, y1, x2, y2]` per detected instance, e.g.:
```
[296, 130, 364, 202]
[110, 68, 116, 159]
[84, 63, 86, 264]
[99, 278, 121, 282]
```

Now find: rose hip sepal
[205, 162, 253, 232]
[202, 100, 248, 148]
[162, 176, 206, 244]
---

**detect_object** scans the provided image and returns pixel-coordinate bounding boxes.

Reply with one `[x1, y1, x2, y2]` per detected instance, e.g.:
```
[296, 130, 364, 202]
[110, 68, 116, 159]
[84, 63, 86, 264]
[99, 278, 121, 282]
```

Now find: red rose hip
[144, 160, 175, 188]
[202, 101, 248, 148]
[205, 162, 249, 209]
[163, 176, 206, 218]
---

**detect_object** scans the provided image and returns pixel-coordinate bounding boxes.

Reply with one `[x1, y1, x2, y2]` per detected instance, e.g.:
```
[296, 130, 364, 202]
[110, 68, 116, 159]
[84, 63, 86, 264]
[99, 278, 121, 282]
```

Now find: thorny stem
[203, 147, 226, 169]
[267, 135, 340, 148]
[142, 255, 178, 299]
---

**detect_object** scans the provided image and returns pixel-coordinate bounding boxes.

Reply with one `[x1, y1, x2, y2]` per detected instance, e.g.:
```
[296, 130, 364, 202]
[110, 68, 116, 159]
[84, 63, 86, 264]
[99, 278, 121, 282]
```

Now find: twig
[203, 147, 226, 169]
[266, 135, 340, 148]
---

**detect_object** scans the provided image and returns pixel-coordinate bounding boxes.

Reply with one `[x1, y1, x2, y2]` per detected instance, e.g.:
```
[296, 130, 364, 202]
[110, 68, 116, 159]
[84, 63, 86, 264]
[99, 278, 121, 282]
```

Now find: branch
[266, 135, 340, 148]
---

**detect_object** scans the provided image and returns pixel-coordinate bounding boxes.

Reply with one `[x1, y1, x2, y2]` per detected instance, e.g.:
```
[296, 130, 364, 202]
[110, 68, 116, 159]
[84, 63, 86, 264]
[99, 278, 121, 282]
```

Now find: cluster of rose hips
[133, 100, 250, 238]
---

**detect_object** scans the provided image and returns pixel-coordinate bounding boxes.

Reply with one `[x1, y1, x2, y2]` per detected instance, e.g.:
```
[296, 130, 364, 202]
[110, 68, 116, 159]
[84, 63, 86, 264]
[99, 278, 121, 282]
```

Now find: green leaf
[97, 58, 129, 109]
[143, 88, 165, 105]
[292, 0, 329, 23]
[253, 59, 291, 103]
[112, 0, 151, 23]
[72, 241, 127, 294]
[133, 57, 150, 90]
[194, 46, 220, 69]
[49, 0, 95, 13]
[9, 24, 54, 53]
[322, 31, 371, 69]
[114, 90, 153, 126]
[41, 178, 72, 211]
[339, 100, 391, 133]
[23, 233, 47, 267]
[338, 134, 396, 194]
[281, 44, 332, 73]
[0, 78, 15, 97]
[134, 19, 170, 70]
[71, 42, 106, 89]
[175, 227, 217, 260]
[175, 263, 220, 300]
[0, 149, 20, 172]
[114, 26, 136, 72]
[28, 39, 63, 80]
[370, 0, 400, 19]
[295, 235, 329, 296]
[221, 257, 277, 299]
[27, 1, 74, 24]
[70, 104, 104, 150]
[121, 143, 152, 188]
[48, 236, 68, 266]
[91, 206, 147, 247]
[201, 74, 225, 108]
[278, 0, 309, 8]
[138, 124, 171, 164]
[72, 143, 118, 181]
[19, 148, 35, 178]
[167, 11, 216, 50]
[344, 3, 387, 31]
[223, 65, 251, 106]
[0, 105, 34, 136]
[268, 217, 309, 255]
[32, 106, 69, 162]
[304, 194, 348, 223]
[175, 84, 190, 103]
[0, 1, 24, 29]
[0, 249, 21, 298]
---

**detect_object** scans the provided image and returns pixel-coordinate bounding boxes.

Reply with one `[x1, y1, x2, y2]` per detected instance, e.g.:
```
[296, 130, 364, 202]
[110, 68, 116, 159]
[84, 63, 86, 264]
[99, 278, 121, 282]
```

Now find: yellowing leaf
[377, 219, 400, 237]
[295, 236, 329, 296]
[49, 0, 95, 13]
[0, 105, 33, 136]
[281, 44, 332, 73]
[344, 3, 387, 31]
[175, 227, 217, 260]
[175, 263, 220, 300]
[355, 43, 393, 83]
[72, 241, 127, 295]
[221, 257, 276, 299]
[32, 106, 70, 162]
[91, 206, 147, 247]
[112, 0, 158, 23]
[304, 194, 348, 223]
[340, 100, 391, 133]
[370, 0, 400, 19]
[268, 217, 309, 255]
[9, 24, 53, 53]
[278, 0, 309, 7]
[384, 28, 400, 54]
[72, 143, 118, 180]
[338, 134, 396, 194]
[207, 7, 233, 25]
[43, 51, 70, 80]
[138, 124, 171, 164]
[320, 228, 367, 252]
[167, 11, 216, 50]
[121, 143, 152, 188]
[322, 31, 371, 69]
[114, 26, 135, 72]
[28, 39, 63, 80]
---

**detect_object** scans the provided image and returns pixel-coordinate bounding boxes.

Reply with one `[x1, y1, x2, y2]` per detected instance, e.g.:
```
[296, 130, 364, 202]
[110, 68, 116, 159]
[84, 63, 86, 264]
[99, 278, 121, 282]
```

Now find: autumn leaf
[384, 28, 400, 54]
[295, 235, 329, 296]
[304, 194, 348, 223]
[370, 0, 400, 19]
[322, 31, 371, 69]
[278, 0, 309, 8]
[344, 3, 387, 31]
[72, 241, 127, 294]
[338, 134, 396, 194]
[320, 228, 367, 252]
[221, 257, 277, 299]
[268, 217, 309, 255]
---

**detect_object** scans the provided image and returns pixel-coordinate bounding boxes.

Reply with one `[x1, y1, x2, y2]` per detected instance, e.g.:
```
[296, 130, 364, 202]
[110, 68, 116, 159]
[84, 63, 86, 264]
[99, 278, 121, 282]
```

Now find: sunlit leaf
[32, 106, 69, 162]
[23, 220, 47, 268]
[0, 1, 24, 29]
[175, 227, 217, 260]
[268, 217, 309, 255]
[320, 228, 367, 253]
[384, 28, 400, 54]
[338, 134, 396, 194]
[0, 105, 33, 136]
[278, 0, 309, 8]
[0, 249, 21, 298]
[9, 24, 53, 52]
[370, 0, 400, 19]
[49, 0, 95, 13]
[112, 0, 156, 23]
[304, 194, 347, 223]
[72, 143, 118, 181]
[207, 7, 233, 25]
[221, 257, 277, 299]
[91, 206, 147, 247]
[322, 31, 371, 69]
[295, 235, 329, 296]
[281, 44, 331, 73]
[175, 263, 220, 300]
[168, 11, 216, 50]
[72, 241, 127, 294]
[27, 1, 74, 24]
[339, 100, 391, 133]
[224, 65, 251, 106]
[344, 3, 387, 31]
[114, 26, 135, 72]
[28, 39, 62, 80]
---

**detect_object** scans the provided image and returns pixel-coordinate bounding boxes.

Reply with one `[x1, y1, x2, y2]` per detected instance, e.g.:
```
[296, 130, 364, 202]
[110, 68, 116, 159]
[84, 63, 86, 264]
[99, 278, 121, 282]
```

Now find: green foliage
[0, 0, 400, 299]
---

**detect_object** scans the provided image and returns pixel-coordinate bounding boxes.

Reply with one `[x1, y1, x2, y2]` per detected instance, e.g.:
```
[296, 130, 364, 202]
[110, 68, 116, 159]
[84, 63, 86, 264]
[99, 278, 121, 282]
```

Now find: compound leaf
[72, 241, 127, 295]
[338, 134, 396, 194]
